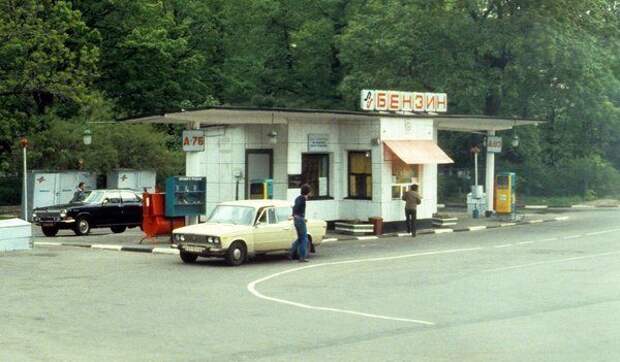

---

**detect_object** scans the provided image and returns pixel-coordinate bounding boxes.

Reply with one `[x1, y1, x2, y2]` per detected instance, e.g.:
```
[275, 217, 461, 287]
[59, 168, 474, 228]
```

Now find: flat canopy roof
[123, 106, 539, 132]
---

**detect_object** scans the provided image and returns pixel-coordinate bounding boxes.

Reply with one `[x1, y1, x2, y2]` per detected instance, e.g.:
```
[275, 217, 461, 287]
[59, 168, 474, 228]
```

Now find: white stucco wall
[190, 115, 440, 223]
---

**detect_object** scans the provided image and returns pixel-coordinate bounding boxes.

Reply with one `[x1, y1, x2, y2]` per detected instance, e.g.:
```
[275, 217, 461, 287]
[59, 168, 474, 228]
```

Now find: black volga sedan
[32, 189, 143, 237]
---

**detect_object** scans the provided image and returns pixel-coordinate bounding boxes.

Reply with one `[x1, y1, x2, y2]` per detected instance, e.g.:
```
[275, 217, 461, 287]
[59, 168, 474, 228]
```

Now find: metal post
[474, 152, 478, 187]
[486, 130, 496, 213]
[22, 146, 27, 221]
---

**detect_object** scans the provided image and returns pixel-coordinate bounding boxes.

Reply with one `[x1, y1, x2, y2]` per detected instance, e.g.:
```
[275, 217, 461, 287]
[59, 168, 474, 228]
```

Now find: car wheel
[73, 217, 91, 236]
[110, 225, 126, 233]
[225, 241, 247, 266]
[180, 251, 198, 264]
[41, 226, 59, 237]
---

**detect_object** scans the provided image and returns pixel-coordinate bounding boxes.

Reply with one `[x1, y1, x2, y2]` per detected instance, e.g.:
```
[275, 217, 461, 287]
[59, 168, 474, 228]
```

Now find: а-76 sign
[182, 130, 205, 152]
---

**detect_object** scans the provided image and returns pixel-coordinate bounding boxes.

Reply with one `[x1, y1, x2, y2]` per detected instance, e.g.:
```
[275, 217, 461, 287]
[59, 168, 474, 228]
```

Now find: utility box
[107, 169, 156, 193]
[27, 170, 97, 217]
[165, 176, 206, 217]
[0, 218, 32, 251]
[467, 185, 487, 218]
[142, 193, 185, 238]
[495, 172, 516, 215]
[249, 178, 273, 199]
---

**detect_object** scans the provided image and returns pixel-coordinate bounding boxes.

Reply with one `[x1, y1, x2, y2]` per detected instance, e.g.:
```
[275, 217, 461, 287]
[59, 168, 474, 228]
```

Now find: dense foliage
[1, 0, 618, 202]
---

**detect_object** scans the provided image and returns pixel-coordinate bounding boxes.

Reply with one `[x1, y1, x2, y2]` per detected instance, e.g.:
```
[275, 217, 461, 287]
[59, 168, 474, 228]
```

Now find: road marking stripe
[152, 247, 180, 255]
[554, 216, 569, 221]
[322, 238, 338, 243]
[515, 241, 534, 245]
[500, 222, 516, 227]
[91, 244, 123, 251]
[397, 232, 411, 237]
[356, 236, 378, 240]
[468, 226, 487, 231]
[494, 244, 512, 248]
[248, 246, 482, 325]
[433, 229, 453, 234]
[528, 219, 544, 224]
[33, 241, 63, 247]
[484, 250, 620, 272]
[585, 228, 620, 236]
[563, 235, 583, 240]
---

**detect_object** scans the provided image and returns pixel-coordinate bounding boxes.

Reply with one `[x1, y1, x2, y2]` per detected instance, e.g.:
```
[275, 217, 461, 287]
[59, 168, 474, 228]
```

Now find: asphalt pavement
[3, 208, 620, 361]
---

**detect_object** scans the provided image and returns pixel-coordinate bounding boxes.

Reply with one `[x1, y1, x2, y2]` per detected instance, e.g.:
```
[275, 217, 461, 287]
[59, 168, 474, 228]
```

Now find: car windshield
[81, 190, 106, 204]
[208, 205, 255, 225]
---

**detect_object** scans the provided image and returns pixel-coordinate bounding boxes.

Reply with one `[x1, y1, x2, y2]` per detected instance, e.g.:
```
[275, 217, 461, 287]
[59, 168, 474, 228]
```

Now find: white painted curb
[528, 219, 544, 224]
[33, 241, 63, 247]
[468, 226, 487, 231]
[433, 229, 454, 234]
[152, 247, 180, 255]
[524, 205, 548, 209]
[91, 244, 123, 251]
[356, 236, 378, 240]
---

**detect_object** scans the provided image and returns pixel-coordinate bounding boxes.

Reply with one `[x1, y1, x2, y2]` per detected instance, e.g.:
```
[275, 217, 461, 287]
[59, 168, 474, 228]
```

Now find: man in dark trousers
[402, 184, 422, 236]
[289, 184, 311, 262]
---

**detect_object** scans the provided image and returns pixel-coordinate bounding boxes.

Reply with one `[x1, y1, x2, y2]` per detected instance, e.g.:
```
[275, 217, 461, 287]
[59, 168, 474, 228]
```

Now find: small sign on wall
[182, 130, 205, 152]
[487, 136, 502, 153]
[308, 134, 329, 152]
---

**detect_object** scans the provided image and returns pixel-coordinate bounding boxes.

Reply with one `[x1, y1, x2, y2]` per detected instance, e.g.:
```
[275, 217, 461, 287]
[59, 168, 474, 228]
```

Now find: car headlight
[213, 237, 221, 245]
[32, 212, 37, 218]
[60, 209, 67, 218]
[207, 236, 213, 243]
[174, 234, 184, 242]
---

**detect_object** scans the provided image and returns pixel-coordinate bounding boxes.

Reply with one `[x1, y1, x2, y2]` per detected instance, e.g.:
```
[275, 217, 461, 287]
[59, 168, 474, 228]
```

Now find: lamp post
[83, 129, 92, 145]
[19, 137, 28, 221]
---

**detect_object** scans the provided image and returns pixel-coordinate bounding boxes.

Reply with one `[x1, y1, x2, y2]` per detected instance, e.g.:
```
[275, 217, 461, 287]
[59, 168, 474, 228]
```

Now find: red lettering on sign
[183, 137, 190, 146]
[402, 94, 413, 110]
[389, 93, 399, 110]
[414, 94, 424, 111]
[376, 92, 387, 110]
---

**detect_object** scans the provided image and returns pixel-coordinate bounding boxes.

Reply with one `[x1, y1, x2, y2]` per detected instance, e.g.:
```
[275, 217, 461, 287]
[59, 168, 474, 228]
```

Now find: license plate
[42, 223, 55, 227]
[183, 245, 207, 253]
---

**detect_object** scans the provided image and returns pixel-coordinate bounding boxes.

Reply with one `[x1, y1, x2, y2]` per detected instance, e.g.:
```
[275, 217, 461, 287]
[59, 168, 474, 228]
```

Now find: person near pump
[72, 182, 86, 202]
[402, 184, 422, 236]
[289, 184, 311, 262]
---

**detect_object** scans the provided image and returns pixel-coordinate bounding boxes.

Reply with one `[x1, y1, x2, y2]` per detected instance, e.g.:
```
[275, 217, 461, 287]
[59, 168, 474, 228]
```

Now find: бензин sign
[182, 130, 205, 152]
[361, 90, 447, 113]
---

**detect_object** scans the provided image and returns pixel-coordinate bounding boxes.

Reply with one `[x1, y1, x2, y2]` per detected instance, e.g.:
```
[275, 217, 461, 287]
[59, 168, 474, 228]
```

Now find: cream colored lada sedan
[172, 199, 327, 266]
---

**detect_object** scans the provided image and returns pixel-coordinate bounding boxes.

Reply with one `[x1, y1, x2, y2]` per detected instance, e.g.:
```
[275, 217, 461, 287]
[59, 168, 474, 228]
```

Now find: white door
[33, 173, 57, 208]
[58, 173, 78, 204]
[246, 151, 272, 199]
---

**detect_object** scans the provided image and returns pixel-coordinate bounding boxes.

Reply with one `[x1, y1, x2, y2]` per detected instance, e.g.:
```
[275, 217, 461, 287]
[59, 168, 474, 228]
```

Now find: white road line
[585, 228, 620, 236]
[563, 235, 583, 240]
[484, 250, 620, 272]
[356, 236, 378, 240]
[500, 223, 516, 227]
[247, 246, 483, 325]
[91, 244, 123, 251]
[494, 244, 513, 248]
[433, 229, 453, 234]
[554, 216, 569, 221]
[468, 226, 487, 231]
[528, 219, 544, 224]
[322, 238, 338, 243]
[538, 238, 559, 242]
[33, 241, 63, 247]
[515, 241, 535, 245]
[397, 232, 411, 237]
[152, 247, 180, 255]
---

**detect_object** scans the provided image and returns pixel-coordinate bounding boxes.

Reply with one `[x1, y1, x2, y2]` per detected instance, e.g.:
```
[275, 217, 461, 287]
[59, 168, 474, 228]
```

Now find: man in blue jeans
[289, 184, 311, 262]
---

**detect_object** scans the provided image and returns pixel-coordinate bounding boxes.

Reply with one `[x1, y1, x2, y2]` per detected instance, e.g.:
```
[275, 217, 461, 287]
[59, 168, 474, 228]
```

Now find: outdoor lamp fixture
[268, 130, 278, 144]
[511, 121, 519, 147]
[267, 113, 277, 144]
[83, 129, 92, 145]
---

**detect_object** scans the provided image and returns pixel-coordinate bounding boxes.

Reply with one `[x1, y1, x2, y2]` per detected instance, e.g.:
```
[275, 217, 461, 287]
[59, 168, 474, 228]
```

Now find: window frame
[347, 150, 373, 200]
[301, 153, 332, 200]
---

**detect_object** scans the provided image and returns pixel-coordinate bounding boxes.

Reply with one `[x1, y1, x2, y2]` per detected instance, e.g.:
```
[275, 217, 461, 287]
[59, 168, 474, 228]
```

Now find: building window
[391, 158, 421, 199]
[348, 151, 372, 199]
[302, 153, 330, 199]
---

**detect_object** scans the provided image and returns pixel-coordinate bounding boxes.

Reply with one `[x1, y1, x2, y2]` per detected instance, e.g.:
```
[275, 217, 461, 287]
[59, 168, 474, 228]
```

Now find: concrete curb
[441, 203, 620, 209]
[32, 241, 179, 255]
[33, 215, 570, 254]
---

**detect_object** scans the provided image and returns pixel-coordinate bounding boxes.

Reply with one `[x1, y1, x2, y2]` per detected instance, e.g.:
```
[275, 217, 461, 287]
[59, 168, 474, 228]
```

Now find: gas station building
[128, 91, 537, 228]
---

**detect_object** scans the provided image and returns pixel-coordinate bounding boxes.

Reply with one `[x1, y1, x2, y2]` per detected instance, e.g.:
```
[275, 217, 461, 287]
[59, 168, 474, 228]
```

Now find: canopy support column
[485, 130, 495, 213]
[185, 121, 202, 225]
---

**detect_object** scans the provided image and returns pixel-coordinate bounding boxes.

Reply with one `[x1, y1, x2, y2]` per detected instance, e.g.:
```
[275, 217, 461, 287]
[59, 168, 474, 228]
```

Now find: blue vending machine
[165, 176, 207, 217]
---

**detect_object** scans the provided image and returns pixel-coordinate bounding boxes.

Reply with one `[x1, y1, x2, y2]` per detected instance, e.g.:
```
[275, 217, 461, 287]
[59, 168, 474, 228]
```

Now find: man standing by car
[289, 184, 311, 262]
[72, 182, 86, 202]
[402, 184, 421, 237]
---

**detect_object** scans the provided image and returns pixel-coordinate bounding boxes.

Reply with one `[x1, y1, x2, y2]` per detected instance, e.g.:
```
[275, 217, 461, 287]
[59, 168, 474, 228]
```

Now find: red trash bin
[368, 217, 384, 236]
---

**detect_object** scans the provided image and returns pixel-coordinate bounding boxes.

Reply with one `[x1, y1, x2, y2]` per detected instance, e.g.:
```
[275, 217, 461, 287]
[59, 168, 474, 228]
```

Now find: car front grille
[36, 212, 61, 222]
[183, 234, 206, 243]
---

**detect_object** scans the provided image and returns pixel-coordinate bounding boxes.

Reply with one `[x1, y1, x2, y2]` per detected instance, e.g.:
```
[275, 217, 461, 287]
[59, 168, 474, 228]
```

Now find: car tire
[180, 251, 198, 264]
[225, 241, 247, 266]
[110, 225, 126, 233]
[74, 217, 91, 236]
[41, 226, 59, 237]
